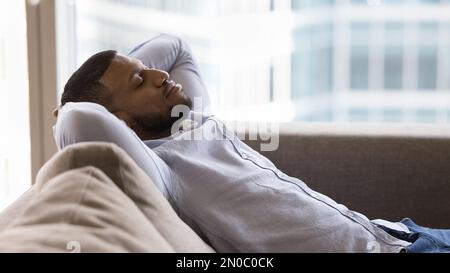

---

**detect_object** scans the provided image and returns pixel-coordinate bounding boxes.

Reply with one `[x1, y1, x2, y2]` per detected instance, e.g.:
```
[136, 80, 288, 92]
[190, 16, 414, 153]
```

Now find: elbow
[54, 103, 113, 149]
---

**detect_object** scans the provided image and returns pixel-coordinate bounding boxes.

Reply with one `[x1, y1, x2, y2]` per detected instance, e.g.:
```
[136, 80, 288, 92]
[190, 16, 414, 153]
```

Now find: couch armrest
[237, 122, 450, 228]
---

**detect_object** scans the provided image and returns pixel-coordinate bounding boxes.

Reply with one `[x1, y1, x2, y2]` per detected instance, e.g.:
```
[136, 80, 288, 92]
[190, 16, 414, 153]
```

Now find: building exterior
[57, 0, 450, 123]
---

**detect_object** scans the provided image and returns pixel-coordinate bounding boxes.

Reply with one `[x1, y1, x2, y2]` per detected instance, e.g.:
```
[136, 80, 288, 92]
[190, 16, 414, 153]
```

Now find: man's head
[60, 51, 192, 139]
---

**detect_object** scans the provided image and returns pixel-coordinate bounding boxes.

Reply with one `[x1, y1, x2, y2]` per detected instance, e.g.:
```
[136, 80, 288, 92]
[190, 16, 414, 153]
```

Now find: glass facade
[384, 22, 403, 90]
[57, 0, 450, 123]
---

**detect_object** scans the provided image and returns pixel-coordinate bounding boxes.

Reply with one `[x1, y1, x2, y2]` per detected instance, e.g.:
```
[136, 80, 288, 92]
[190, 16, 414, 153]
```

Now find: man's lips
[164, 80, 182, 98]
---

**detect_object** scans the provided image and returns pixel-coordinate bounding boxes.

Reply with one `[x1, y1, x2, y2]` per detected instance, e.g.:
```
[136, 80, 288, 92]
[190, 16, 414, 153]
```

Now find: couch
[0, 142, 214, 253]
[0, 122, 449, 252]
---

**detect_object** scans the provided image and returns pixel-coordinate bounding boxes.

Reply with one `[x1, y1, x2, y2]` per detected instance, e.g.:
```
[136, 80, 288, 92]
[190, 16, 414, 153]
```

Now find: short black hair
[61, 50, 117, 107]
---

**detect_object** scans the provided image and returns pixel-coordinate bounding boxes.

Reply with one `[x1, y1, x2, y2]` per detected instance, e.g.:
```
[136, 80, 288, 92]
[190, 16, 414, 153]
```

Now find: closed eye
[137, 76, 144, 86]
[134, 74, 144, 88]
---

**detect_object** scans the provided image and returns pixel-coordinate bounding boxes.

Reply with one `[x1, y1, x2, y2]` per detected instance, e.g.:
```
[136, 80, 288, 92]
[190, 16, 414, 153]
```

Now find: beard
[132, 97, 193, 134]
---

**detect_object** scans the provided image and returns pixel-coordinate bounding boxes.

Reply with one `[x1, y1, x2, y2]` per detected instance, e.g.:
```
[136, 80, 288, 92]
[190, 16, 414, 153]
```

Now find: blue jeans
[378, 218, 450, 253]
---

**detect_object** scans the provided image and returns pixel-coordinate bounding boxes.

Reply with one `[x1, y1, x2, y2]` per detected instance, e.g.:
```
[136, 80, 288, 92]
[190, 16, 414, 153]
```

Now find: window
[55, 0, 450, 124]
[350, 22, 370, 90]
[0, 1, 31, 210]
[417, 109, 437, 123]
[385, 46, 403, 90]
[384, 22, 404, 90]
[349, 108, 369, 122]
[383, 108, 403, 122]
[291, 24, 333, 100]
[351, 45, 370, 90]
[292, 0, 335, 9]
[418, 45, 438, 90]
[292, 27, 312, 99]
[418, 22, 439, 90]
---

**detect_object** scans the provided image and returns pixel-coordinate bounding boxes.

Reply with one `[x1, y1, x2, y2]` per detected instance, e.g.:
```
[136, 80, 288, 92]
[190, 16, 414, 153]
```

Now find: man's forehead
[101, 54, 139, 87]
[112, 54, 135, 67]
[115, 54, 143, 66]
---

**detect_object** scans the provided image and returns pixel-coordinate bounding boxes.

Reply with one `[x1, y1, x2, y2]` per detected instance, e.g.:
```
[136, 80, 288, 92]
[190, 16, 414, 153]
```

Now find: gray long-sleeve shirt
[144, 111, 411, 253]
[55, 102, 410, 252]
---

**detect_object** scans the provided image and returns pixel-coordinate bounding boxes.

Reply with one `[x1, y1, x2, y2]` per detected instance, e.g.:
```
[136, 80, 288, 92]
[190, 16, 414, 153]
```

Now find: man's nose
[143, 68, 169, 87]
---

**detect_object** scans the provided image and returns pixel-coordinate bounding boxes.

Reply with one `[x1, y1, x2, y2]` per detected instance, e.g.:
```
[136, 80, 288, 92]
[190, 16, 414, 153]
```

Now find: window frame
[26, 0, 58, 180]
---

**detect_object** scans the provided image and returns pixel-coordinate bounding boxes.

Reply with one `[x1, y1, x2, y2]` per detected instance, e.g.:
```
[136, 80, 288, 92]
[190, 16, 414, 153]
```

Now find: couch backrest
[238, 122, 450, 228]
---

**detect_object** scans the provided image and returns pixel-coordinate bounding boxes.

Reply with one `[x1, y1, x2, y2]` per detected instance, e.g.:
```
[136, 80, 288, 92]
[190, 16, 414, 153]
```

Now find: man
[54, 34, 450, 253]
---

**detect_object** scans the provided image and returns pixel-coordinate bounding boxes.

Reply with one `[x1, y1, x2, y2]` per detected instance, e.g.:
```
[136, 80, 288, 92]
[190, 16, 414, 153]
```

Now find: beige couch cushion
[0, 188, 37, 233]
[0, 167, 175, 252]
[0, 142, 214, 253]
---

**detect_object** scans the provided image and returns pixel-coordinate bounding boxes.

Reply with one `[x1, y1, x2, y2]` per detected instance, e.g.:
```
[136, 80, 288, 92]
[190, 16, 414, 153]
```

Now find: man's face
[100, 53, 192, 135]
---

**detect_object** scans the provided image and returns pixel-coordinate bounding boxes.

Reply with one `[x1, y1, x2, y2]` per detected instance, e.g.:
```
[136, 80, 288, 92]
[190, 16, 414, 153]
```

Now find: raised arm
[53, 102, 172, 198]
[128, 34, 211, 113]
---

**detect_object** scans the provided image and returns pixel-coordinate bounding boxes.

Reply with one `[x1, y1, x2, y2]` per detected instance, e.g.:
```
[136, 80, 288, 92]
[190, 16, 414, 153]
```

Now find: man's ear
[52, 108, 59, 118]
